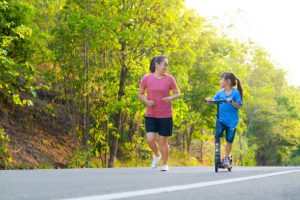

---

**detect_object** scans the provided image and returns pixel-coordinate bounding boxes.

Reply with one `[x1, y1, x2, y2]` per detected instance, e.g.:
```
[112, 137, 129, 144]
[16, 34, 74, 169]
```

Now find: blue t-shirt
[213, 88, 243, 128]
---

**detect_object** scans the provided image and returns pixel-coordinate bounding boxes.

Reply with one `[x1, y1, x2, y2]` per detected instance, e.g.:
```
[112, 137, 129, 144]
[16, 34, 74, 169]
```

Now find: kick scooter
[204, 98, 234, 172]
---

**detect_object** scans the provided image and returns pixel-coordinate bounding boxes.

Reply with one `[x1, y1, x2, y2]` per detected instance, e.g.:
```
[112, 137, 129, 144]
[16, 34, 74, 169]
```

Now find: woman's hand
[146, 100, 155, 107]
[161, 92, 180, 103]
[161, 96, 172, 102]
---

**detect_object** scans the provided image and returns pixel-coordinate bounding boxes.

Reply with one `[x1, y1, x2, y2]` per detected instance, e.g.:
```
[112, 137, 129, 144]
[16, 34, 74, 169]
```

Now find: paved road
[1, 166, 300, 200]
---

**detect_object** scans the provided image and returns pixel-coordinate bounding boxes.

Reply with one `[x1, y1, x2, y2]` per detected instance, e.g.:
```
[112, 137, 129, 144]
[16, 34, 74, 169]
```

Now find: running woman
[138, 55, 180, 171]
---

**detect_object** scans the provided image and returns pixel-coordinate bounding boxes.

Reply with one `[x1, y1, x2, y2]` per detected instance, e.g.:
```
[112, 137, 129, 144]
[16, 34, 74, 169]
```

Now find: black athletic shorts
[145, 116, 173, 137]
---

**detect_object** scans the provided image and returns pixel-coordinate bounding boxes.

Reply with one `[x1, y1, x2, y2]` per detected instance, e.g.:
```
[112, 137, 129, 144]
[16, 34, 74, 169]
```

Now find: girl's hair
[221, 72, 244, 100]
[149, 55, 167, 73]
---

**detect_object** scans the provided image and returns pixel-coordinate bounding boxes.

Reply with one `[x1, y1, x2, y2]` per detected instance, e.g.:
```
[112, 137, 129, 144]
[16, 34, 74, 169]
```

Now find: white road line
[59, 169, 300, 200]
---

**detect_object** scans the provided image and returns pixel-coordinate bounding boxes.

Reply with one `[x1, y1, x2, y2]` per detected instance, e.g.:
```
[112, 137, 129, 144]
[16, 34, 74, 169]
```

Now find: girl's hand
[146, 100, 155, 107]
[204, 98, 213, 102]
[204, 98, 214, 104]
[161, 96, 172, 102]
[226, 98, 233, 103]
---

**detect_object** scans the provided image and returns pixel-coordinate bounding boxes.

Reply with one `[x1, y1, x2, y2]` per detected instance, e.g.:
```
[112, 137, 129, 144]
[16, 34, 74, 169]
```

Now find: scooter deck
[215, 156, 234, 172]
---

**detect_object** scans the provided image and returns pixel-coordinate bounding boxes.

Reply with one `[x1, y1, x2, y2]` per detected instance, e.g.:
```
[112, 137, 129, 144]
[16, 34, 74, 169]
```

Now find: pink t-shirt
[140, 73, 178, 118]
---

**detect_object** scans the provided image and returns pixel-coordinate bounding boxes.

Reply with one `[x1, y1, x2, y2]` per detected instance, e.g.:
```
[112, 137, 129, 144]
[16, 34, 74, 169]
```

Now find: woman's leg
[146, 132, 160, 157]
[158, 135, 169, 165]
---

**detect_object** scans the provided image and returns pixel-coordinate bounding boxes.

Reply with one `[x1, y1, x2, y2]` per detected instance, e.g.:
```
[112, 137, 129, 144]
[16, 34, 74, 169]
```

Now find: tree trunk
[128, 118, 134, 142]
[108, 112, 121, 168]
[186, 124, 194, 154]
[239, 135, 243, 166]
[83, 38, 90, 167]
[63, 76, 77, 145]
[182, 132, 186, 153]
[199, 140, 203, 164]
[108, 40, 127, 168]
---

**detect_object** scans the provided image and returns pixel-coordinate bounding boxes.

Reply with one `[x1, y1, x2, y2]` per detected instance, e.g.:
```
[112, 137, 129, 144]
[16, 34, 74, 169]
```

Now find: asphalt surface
[1, 166, 300, 200]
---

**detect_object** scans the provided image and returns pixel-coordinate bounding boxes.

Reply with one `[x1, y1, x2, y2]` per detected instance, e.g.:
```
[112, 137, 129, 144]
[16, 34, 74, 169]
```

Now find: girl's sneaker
[151, 156, 161, 169]
[222, 157, 229, 167]
[160, 165, 169, 171]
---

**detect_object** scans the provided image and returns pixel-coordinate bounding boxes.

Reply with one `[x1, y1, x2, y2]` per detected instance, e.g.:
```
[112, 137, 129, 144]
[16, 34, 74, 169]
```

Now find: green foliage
[37, 161, 53, 169]
[89, 126, 110, 167]
[122, 135, 152, 167]
[0, 0, 38, 106]
[68, 149, 91, 168]
[0, 128, 12, 169]
[232, 135, 257, 166]
[169, 149, 199, 166]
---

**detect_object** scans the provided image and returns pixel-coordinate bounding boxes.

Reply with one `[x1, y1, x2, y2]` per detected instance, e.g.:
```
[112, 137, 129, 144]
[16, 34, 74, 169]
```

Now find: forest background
[1, 0, 300, 169]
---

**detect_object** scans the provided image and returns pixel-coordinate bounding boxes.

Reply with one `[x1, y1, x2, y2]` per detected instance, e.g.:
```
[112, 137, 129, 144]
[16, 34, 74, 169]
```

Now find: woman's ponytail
[149, 57, 157, 73]
[149, 55, 167, 73]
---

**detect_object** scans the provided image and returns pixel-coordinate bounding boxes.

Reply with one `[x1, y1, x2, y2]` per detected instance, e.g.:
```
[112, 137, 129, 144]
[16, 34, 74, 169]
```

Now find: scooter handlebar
[204, 98, 228, 104]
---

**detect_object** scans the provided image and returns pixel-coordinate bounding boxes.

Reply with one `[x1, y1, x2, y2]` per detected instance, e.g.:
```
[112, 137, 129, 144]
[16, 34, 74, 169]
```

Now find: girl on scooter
[212, 72, 243, 167]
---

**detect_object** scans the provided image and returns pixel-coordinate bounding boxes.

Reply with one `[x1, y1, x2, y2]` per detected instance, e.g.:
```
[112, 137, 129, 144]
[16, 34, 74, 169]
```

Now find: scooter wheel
[215, 161, 219, 172]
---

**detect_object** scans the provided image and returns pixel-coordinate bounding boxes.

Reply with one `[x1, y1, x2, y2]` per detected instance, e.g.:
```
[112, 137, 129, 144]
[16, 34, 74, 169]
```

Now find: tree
[0, 0, 37, 106]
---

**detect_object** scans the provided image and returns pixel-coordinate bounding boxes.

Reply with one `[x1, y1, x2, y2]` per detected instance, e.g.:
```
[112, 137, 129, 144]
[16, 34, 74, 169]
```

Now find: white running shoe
[151, 156, 161, 169]
[160, 165, 169, 172]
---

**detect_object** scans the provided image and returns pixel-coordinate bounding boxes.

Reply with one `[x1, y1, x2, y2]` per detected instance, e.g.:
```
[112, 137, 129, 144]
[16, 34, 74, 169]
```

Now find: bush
[0, 128, 12, 169]
[169, 149, 199, 166]
[68, 149, 91, 168]
[119, 136, 152, 167]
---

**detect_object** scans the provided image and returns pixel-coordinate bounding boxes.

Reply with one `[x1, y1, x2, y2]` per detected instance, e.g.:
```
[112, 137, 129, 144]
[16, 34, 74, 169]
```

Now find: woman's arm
[170, 91, 180, 100]
[161, 90, 180, 102]
[138, 87, 155, 107]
